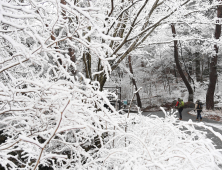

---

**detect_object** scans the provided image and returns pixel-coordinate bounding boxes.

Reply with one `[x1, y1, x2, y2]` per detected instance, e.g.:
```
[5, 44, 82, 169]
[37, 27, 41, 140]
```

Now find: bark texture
[171, 24, 193, 102]
[195, 53, 201, 82]
[128, 55, 142, 108]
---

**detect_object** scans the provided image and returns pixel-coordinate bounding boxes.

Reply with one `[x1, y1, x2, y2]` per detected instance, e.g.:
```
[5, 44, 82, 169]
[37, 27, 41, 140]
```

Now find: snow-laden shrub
[0, 78, 122, 169]
[1, 0, 222, 169]
[0, 0, 121, 169]
[93, 109, 222, 170]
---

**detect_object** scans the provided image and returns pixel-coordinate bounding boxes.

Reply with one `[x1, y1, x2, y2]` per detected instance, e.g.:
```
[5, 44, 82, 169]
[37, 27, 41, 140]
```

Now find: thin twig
[33, 99, 70, 170]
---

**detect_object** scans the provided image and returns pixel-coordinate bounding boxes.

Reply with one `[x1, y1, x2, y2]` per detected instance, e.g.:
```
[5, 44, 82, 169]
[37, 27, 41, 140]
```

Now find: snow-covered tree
[0, 0, 122, 169]
[78, 0, 199, 89]
[1, 0, 222, 169]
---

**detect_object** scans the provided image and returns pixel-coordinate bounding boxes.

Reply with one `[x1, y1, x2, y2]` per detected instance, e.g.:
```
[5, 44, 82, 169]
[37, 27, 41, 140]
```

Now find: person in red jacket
[175, 98, 180, 108]
[175, 98, 184, 120]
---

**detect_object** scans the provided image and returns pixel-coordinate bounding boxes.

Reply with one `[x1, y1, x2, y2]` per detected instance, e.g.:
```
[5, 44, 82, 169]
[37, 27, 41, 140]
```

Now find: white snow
[1, 0, 222, 169]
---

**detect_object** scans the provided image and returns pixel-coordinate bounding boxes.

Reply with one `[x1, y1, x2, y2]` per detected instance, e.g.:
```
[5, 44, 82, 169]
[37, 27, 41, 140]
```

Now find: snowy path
[142, 108, 222, 149]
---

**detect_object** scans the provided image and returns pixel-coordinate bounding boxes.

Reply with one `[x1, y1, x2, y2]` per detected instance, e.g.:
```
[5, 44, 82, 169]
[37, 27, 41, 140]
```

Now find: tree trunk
[128, 55, 142, 108]
[83, 53, 90, 79]
[201, 55, 204, 82]
[188, 54, 193, 83]
[206, 56, 218, 110]
[206, 3, 222, 109]
[171, 24, 193, 102]
[99, 74, 107, 91]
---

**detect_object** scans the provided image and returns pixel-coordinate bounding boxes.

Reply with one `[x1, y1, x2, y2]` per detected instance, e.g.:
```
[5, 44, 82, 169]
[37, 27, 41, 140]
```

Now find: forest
[0, 0, 222, 169]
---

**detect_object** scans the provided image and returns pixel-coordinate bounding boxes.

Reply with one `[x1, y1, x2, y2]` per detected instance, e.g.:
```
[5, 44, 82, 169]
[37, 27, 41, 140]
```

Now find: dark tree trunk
[201, 55, 204, 82]
[86, 52, 92, 79]
[68, 48, 78, 78]
[99, 74, 107, 91]
[195, 52, 201, 82]
[206, 56, 218, 110]
[128, 55, 142, 108]
[188, 55, 193, 83]
[83, 53, 90, 79]
[171, 24, 193, 102]
[206, 3, 222, 109]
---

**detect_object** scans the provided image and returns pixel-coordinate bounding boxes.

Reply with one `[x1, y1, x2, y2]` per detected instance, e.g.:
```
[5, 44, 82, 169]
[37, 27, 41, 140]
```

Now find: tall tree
[128, 55, 142, 108]
[171, 24, 194, 102]
[206, 1, 222, 109]
[195, 52, 201, 82]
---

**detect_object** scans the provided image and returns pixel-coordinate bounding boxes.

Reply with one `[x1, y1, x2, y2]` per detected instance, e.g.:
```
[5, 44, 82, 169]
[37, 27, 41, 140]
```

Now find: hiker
[194, 100, 203, 121]
[175, 98, 184, 120]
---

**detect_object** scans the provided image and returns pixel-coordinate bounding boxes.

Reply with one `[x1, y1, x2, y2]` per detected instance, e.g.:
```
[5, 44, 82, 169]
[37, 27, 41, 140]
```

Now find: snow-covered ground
[205, 122, 222, 131]
[108, 109, 222, 170]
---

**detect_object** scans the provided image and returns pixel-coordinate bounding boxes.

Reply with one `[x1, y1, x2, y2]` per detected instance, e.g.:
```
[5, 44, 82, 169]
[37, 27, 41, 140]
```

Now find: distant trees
[151, 1, 221, 107]
[78, 0, 197, 91]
